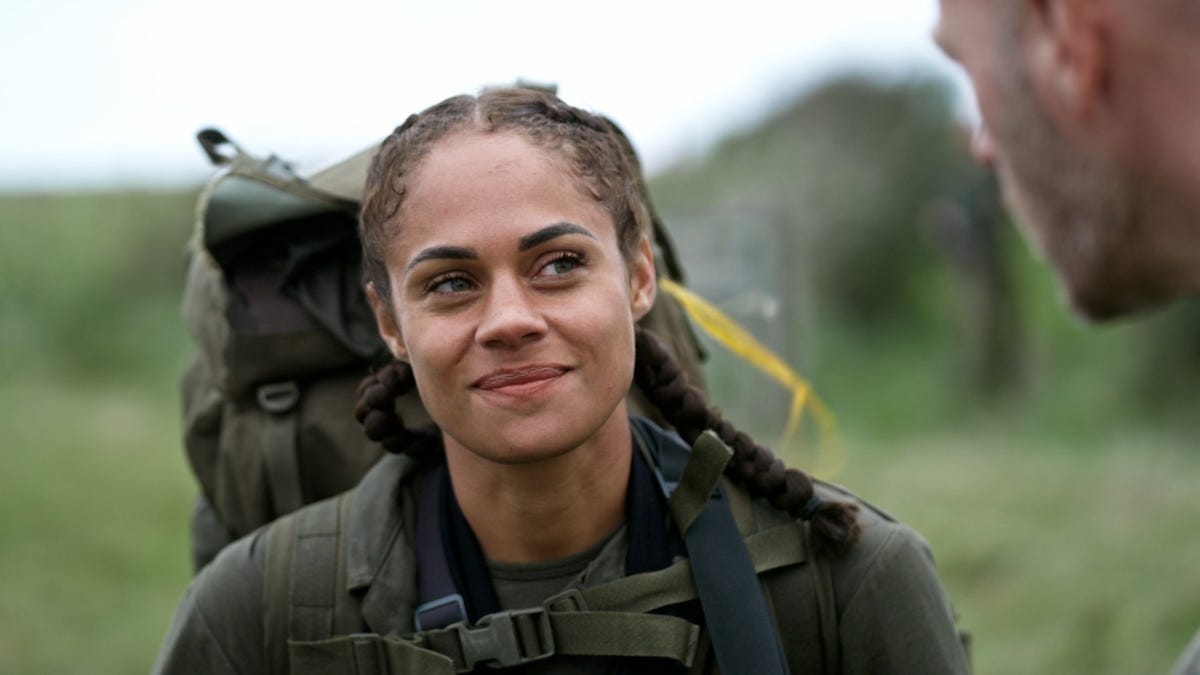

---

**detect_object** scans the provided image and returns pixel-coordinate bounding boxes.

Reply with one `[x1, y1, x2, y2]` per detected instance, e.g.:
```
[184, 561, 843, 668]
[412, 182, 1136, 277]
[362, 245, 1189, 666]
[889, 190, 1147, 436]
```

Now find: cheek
[393, 313, 456, 382]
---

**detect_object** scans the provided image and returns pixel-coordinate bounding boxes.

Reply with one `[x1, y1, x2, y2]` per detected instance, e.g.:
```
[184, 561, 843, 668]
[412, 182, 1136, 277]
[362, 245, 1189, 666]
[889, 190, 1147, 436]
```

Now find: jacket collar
[344, 443, 431, 635]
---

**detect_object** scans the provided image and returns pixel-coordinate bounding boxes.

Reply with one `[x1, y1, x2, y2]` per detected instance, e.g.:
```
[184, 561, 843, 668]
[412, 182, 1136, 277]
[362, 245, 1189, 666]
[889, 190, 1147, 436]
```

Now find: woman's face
[368, 130, 656, 466]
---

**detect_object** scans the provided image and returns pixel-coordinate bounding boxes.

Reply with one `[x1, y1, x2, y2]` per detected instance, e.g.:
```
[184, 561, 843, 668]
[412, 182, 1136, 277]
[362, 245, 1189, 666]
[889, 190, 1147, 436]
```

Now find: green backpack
[180, 126, 707, 569]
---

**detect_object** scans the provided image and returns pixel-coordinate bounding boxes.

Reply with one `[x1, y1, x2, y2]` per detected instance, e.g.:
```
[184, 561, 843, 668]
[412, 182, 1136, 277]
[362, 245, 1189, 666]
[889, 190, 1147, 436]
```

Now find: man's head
[935, 0, 1200, 320]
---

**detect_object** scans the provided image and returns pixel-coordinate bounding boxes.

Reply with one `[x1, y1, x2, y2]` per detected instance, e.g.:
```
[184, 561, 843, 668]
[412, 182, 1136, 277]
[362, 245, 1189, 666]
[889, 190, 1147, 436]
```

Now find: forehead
[389, 131, 614, 252]
[410, 131, 571, 202]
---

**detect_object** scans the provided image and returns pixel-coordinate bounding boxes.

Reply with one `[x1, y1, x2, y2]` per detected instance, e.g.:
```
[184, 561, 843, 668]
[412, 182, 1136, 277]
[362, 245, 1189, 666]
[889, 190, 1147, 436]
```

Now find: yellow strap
[659, 279, 844, 477]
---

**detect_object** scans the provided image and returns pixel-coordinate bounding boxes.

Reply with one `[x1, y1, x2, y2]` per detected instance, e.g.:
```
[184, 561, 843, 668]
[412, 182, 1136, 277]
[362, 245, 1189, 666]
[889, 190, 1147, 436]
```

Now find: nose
[970, 122, 997, 168]
[474, 276, 548, 349]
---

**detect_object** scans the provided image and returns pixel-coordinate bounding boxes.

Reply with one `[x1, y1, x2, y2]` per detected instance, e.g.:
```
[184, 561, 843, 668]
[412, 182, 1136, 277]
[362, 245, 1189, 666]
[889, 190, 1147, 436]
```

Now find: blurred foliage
[2, 71, 1200, 674]
[650, 72, 1200, 438]
[0, 190, 197, 673]
[654, 75, 964, 327]
[0, 191, 196, 383]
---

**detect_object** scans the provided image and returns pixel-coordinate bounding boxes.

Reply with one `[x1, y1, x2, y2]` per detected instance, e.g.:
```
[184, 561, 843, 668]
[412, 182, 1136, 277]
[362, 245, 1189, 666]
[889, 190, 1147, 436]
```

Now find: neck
[443, 408, 632, 563]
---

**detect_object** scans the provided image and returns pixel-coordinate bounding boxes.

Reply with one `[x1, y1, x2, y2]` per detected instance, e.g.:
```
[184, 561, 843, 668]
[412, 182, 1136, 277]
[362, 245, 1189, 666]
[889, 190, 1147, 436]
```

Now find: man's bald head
[935, 0, 1200, 319]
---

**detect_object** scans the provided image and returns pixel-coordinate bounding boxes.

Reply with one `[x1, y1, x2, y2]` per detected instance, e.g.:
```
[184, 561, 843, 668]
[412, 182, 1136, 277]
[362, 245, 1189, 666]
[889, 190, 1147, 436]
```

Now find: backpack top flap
[190, 130, 386, 398]
[198, 128, 360, 253]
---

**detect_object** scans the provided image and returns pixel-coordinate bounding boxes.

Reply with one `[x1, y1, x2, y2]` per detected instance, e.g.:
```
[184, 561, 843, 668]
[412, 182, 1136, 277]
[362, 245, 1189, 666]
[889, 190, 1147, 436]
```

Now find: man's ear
[629, 236, 657, 321]
[1027, 0, 1109, 123]
[365, 282, 409, 362]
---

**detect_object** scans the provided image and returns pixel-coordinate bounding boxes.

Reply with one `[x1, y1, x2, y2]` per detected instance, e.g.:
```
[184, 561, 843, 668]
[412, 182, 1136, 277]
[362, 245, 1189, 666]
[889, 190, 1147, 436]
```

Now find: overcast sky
[0, 0, 966, 189]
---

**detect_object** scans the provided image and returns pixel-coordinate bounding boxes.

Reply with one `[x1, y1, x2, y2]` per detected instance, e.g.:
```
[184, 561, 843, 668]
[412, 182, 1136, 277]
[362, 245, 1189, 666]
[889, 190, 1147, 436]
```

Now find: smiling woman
[152, 87, 970, 674]
[367, 130, 651, 481]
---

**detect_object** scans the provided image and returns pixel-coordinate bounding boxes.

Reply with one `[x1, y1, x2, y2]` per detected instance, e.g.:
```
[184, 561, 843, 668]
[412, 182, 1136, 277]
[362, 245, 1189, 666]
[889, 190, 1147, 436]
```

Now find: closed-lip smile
[472, 364, 570, 391]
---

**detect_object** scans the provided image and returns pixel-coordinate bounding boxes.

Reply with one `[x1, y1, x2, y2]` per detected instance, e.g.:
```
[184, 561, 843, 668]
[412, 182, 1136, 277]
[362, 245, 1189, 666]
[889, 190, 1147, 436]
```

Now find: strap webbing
[289, 497, 343, 640]
[676, 433, 788, 675]
[259, 380, 303, 517]
[806, 521, 842, 673]
[265, 494, 360, 674]
[413, 464, 466, 631]
[545, 521, 808, 615]
[263, 506, 299, 674]
[667, 431, 731, 533]
[551, 612, 700, 662]
[289, 634, 456, 674]
[412, 610, 700, 673]
[291, 612, 699, 675]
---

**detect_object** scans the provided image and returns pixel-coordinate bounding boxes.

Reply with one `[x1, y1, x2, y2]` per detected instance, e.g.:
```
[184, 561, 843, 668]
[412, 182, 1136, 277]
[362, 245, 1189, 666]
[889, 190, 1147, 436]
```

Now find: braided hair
[632, 328, 860, 558]
[354, 87, 861, 557]
[360, 88, 648, 308]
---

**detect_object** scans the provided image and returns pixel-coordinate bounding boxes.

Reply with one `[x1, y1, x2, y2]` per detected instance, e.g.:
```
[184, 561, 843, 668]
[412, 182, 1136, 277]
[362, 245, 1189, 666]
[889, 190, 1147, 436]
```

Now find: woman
[154, 88, 969, 674]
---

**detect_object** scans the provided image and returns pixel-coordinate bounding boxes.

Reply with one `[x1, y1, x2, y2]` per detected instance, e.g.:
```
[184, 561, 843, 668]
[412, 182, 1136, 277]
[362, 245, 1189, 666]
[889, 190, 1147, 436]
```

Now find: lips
[471, 364, 570, 391]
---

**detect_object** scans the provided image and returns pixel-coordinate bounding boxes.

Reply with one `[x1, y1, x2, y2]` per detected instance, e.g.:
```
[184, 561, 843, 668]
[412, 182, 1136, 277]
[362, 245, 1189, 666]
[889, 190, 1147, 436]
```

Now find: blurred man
[934, 0, 1200, 671]
[934, 0, 1200, 321]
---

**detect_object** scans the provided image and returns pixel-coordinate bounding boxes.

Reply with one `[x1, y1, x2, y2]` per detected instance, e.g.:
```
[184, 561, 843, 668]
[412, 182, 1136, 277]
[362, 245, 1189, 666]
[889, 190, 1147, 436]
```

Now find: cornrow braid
[360, 88, 652, 307]
[633, 327, 862, 558]
[353, 360, 440, 462]
[496, 96, 612, 135]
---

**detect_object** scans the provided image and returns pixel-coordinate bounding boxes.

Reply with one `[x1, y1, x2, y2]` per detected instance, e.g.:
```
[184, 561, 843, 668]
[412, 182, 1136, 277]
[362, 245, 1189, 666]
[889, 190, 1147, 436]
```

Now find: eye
[536, 251, 584, 278]
[426, 274, 476, 295]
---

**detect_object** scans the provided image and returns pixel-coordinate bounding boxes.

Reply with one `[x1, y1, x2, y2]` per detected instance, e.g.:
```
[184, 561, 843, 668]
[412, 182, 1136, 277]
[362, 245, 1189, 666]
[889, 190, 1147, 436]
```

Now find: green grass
[821, 428, 1200, 675]
[0, 377, 195, 674]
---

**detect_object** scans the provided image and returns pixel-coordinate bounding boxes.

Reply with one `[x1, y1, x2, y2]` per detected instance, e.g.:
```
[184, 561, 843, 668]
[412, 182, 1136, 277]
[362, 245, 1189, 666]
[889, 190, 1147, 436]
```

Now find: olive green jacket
[153, 444, 969, 674]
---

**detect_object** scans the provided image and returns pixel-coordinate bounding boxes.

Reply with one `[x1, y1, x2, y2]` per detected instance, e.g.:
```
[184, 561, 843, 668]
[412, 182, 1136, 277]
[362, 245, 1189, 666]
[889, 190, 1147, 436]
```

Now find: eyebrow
[405, 245, 477, 272]
[405, 222, 598, 273]
[518, 222, 597, 251]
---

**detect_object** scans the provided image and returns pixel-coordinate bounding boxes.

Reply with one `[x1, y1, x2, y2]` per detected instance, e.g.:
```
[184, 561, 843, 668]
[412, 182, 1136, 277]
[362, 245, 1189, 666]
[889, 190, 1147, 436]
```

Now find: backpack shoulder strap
[659, 430, 789, 675]
[721, 450, 841, 673]
[263, 492, 361, 675]
[804, 520, 841, 673]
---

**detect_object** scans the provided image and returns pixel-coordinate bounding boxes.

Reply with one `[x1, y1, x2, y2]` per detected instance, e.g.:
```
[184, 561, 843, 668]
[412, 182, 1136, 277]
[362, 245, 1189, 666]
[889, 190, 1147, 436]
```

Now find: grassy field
[834, 427, 1200, 674]
[2, 190, 1198, 673]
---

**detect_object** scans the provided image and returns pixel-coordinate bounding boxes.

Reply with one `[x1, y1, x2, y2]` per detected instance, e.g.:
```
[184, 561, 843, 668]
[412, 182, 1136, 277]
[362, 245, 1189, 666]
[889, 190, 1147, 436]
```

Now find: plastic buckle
[454, 607, 555, 671]
[413, 594, 467, 632]
[543, 587, 588, 613]
[256, 380, 300, 414]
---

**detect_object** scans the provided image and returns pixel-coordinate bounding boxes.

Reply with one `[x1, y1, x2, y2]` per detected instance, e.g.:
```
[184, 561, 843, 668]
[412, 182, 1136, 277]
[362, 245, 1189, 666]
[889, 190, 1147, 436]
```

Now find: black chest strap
[655, 429, 789, 675]
[412, 462, 466, 631]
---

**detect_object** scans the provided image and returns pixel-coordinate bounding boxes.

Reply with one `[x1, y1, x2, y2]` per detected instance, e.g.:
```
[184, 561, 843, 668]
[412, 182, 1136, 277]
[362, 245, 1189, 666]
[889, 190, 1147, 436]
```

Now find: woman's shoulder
[152, 528, 269, 673]
[816, 478, 926, 557]
[812, 478, 937, 579]
[154, 454, 428, 674]
[738, 476, 934, 568]
[740, 478, 969, 673]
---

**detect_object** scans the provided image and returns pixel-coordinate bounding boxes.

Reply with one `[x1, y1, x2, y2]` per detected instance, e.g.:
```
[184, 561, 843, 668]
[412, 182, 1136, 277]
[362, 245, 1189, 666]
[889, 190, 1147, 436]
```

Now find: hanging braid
[353, 359, 440, 463]
[634, 327, 861, 558]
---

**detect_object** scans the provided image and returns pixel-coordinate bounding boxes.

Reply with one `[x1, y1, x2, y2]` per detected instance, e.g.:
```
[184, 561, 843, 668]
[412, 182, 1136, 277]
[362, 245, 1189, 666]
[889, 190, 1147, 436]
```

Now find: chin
[445, 413, 602, 466]
[1061, 267, 1179, 323]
